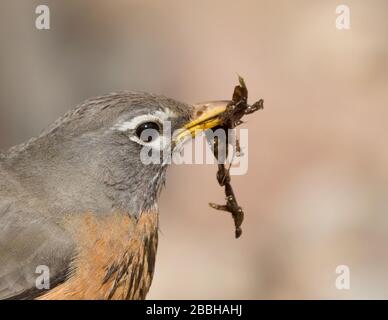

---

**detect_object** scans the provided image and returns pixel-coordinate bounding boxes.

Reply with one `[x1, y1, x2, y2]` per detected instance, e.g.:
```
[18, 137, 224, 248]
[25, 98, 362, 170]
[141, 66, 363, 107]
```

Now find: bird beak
[174, 100, 230, 144]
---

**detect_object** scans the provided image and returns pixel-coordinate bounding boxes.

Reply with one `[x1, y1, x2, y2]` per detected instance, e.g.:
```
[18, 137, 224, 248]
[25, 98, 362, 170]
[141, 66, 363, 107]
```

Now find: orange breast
[39, 211, 159, 300]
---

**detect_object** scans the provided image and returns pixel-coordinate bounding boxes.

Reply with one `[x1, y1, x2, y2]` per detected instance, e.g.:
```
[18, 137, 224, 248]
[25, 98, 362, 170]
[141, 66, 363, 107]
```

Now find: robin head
[7, 92, 227, 218]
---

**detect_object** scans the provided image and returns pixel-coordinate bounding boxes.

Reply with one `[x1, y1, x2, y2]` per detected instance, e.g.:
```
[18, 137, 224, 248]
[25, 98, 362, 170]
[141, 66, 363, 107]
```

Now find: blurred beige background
[1, 0, 388, 299]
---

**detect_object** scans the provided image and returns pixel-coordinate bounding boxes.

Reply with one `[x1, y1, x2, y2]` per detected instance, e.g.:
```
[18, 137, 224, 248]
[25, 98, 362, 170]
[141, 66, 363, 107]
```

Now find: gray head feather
[1, 91, 193, 218]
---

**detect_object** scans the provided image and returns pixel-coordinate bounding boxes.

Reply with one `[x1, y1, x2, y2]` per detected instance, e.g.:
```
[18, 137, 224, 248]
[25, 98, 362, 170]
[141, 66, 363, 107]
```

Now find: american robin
[0, 92, 228, 300]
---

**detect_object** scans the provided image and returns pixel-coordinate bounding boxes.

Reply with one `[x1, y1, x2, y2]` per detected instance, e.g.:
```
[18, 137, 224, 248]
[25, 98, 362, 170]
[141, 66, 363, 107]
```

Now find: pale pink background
[0, 0, 387, 299]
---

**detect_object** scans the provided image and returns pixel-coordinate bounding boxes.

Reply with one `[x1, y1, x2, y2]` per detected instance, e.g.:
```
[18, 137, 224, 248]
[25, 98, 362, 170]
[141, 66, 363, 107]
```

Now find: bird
[0, 91, 228, 300]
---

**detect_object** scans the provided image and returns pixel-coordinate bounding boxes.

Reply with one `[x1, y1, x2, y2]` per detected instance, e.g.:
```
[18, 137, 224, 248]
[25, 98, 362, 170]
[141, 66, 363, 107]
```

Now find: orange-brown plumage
[39, 211, 158, 300]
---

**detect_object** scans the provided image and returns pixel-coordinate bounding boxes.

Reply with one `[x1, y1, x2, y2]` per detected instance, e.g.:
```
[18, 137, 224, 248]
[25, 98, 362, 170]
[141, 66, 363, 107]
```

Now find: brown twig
[209, 76, 264, 238]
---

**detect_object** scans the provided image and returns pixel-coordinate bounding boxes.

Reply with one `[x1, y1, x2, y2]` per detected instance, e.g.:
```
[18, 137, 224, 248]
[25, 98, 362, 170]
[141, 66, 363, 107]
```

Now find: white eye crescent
[112, 111, 174, 151]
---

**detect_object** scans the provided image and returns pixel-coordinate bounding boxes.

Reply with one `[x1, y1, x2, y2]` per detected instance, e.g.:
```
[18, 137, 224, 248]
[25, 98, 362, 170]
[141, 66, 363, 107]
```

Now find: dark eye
[135, 122, 162, 143]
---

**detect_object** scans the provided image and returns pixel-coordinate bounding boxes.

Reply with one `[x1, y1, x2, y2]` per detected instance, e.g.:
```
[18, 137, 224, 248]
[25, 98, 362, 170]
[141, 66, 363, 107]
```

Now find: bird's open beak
[174, 100, 230, 144]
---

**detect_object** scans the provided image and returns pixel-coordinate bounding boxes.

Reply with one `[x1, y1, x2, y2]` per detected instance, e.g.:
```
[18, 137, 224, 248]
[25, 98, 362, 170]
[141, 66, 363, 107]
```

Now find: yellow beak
[174, 100, 230, 144]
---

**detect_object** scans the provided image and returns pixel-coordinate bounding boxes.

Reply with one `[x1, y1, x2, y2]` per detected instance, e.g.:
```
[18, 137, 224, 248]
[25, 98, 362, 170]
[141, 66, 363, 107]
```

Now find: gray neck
[2, 132, 166, 219]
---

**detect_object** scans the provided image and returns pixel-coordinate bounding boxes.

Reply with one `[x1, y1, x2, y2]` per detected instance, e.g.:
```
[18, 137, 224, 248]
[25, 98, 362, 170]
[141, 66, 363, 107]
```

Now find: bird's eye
[135, 121, 162, 143]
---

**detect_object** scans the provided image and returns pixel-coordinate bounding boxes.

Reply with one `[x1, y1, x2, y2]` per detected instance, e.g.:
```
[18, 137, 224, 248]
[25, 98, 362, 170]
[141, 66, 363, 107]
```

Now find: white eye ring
[130, 130, 170, 151]
[114, 114, 164, 132]
[112, 110, 174, 151]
